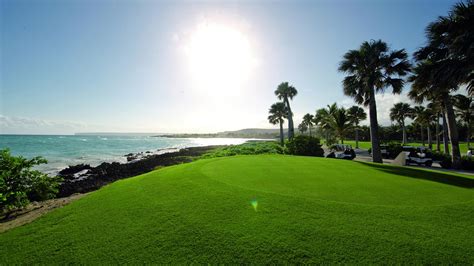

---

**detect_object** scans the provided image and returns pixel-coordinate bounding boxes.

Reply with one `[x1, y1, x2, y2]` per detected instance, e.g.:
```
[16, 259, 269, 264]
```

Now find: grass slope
[1, 155, 473, 263]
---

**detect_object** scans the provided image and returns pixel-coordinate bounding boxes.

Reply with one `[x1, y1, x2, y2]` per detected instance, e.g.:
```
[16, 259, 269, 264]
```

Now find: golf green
[1, 155, 473, 263]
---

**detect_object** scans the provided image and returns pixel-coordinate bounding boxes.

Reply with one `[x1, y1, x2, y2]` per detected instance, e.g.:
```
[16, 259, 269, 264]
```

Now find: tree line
[269, 0, 473, 168]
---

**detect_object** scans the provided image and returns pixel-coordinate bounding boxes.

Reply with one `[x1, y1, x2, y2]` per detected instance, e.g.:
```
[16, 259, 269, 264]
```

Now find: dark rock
[57, 145, 223, 198]
[59, 164, 92, 176]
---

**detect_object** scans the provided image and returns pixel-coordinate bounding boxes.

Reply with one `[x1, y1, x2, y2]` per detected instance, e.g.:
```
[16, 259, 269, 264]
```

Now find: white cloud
[339, 91, 416, 127]
[373, 92, 413, 126]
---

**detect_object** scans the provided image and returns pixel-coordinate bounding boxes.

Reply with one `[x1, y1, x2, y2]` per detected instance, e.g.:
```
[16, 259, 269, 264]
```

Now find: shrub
[286, 136, 324, 157]
[201, 141, 283, 159]
[0, 149, 62, 214]
[325, 136, 338, 147]
[386, 143, 403, 159]
[461, 156, 474, 171]
[368, 142, 402, 159]
[432, 151, 452, 169]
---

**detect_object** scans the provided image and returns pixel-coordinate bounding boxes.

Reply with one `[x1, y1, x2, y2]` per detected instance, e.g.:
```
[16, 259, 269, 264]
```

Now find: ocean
[0, 134, 251, 174]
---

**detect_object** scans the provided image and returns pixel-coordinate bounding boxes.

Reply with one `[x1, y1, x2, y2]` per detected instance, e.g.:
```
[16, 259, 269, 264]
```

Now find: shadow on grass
[354, 161, 474, 188]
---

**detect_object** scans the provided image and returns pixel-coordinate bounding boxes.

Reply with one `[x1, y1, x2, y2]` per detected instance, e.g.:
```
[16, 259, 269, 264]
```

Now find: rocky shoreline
[57, 145, 222, 197]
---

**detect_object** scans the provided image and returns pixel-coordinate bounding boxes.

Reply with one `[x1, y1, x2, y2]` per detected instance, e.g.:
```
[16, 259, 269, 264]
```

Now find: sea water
[0, 135, 250, 174]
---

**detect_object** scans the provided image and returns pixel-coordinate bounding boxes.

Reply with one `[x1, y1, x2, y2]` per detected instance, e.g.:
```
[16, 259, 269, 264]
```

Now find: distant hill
[157, 128, 284, 139]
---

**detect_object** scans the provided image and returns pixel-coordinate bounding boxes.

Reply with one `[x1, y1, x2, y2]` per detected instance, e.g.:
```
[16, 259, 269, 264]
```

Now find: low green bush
[0, 149, 62, 214]
[432, 151, 452, 169]
[460, 156, 474, 171]
[368, 143, 402, 159]
[201, 141, 283, 159]
[286, 136, 324, 157]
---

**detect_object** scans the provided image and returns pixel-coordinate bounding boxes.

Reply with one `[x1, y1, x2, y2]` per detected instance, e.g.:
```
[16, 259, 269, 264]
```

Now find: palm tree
[314, 103, 337, 143]
[413, 106, 427, 146]
[424, 106, 437, 150]
[409, 1, 473, 167]
[275, 82, 298, 140]
[409, 60, 461, 167]
[318, 104, 353, 144]
[347, 106, 367, 148]
[453, 94, 473, 147]
[339, 40, 411, 163]
[302, 114, 314, 136]
[389, 103, 413, 144]
[298, 122, 308, 135]
[427, 101, 443, 151]
[423, 1, 474, 96]
[268, 102, 288, 146]
[329, 107, 353, 144]
[314, 108, 331, 143]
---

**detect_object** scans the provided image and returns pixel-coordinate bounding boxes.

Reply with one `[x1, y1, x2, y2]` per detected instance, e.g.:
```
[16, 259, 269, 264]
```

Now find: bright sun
[184, 22, 257, 96]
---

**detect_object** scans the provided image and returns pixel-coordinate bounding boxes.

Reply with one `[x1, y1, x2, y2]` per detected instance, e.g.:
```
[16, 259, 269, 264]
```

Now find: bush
[386, 143, 403, 159]
[325, 136, 338, 147]
[461, 156, 474, 171]
[201, 141, 283, 159]
[286, 136, 324, 157]
[432, 151, 452, 169]
[368, 142, 402, 159]
[0, 149, 62, 214]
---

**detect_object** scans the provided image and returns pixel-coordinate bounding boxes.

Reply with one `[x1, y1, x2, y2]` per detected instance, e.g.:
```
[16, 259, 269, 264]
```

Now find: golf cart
[369, 144, 391, 158]
[380, 145, 390, 158]
[402, 146, 433, 167]
[326, 144, 356, 160]
[467, 147, 473, 157]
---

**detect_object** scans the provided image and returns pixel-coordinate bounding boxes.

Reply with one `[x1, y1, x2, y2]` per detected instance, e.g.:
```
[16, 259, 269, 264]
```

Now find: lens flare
[251, 199, 258, 211]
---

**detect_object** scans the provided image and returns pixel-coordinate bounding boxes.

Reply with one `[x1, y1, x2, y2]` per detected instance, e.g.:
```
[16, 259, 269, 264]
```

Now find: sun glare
[185, 22, 257, 96]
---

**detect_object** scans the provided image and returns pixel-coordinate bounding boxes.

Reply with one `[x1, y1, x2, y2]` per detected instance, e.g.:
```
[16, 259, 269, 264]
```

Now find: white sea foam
[1, 135, 257, 175]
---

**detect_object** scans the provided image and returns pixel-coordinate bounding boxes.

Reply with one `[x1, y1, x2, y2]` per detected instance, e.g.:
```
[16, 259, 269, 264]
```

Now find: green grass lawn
[343, 140, 470, 154]
[1, 155, 473, 263]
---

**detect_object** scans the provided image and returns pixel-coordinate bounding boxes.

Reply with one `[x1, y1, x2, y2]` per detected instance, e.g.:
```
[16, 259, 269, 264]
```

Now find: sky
[0, 0, 461, 134]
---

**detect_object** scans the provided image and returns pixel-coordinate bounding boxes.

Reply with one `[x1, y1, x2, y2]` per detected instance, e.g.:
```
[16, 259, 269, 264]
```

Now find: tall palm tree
[275, 82, 298, 140]
[424, 106, 437, 150]
[268, 102, 288, 146]
[427, 101, 443, 151]
[413, 106, 427, 146]
[423, 0, 474, 96]
[409, 60, 461, 166]
[302, 113, 314, 136]
[389, 103, 413, 144]
[442, 112, 451, 154]
[409, 0, 473, 167]
[347, 106, 367, 148]
[339, 40, 411, 163]
[453, 94, 473, 147]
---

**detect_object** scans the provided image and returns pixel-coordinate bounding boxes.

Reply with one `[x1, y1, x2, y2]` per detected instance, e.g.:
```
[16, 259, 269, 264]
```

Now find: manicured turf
[1, 155, 473, 263]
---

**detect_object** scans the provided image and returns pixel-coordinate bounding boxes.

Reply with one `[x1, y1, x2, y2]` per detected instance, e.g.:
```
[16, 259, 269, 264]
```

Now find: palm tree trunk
[402, 121, 407, 144]
[279, 120, 284, 146]
[467, 126, 470, 148]
[284, 98, 294, 140]
[442, 113, 450, 154]
[427, 125, 432, 150]
[309, 126, 312, 137]
[368, 88, 383, 163]
[436, 113, 440, 151]
[355, 127, 359, 149]
[420, 126, 425, 146]
[443, 94, 461, 168]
